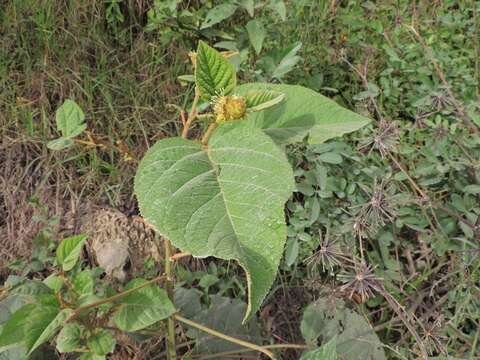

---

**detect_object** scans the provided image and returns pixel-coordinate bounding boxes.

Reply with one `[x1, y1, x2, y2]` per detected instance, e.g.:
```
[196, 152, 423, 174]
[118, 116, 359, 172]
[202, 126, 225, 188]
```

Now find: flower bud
[213, 95, 247, 123]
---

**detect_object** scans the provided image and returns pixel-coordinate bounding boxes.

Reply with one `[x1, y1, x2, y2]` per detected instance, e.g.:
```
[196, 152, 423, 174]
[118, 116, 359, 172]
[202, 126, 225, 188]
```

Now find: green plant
[2, 41, 370, 359]
[133, 40, 370, 357]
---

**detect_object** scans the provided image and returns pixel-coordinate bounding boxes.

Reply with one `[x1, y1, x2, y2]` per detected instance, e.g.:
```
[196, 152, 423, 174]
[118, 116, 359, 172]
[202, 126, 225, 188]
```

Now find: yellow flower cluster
[213, 95, 247, 123]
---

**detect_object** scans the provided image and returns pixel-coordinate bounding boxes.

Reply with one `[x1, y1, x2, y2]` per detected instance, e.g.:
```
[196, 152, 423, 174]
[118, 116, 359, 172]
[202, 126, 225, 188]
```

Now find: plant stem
[201, 123, 218, 145]
[192, 343, 308, 359]
[181, 88, 200, 138]
[162, 86, 202, 360]
[67, 275, 167, 322]
[170, 252, 191, 261]
[174, 315, 277, 360]
[164, 239, 177, 360]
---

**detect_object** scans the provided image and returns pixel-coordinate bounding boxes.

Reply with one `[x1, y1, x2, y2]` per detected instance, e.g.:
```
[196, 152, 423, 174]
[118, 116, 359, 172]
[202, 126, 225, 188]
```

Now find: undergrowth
[1, 1, 479, 359]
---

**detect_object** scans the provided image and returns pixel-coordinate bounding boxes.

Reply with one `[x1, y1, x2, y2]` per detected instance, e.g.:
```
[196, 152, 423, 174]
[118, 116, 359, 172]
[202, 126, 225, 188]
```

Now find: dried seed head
[338, 260, 382, 302]
[213, 95, 247, 123]
[305, 229, 345, 273]
[353, 179, 396, 238]
[360, 119, 399, 158]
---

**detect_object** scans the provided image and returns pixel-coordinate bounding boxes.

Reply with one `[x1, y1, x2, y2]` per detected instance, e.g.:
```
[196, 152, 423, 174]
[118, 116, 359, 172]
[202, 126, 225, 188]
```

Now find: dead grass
[0, 0, 190, 277]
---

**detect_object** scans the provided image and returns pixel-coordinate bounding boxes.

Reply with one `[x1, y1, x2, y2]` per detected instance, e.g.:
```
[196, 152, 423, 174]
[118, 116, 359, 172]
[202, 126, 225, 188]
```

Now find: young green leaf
[246, 19, 266, 55]
[87, 329, 116, 356]
[43, 274, 64, 292]
[244, 90, 285, 112]
[239, 0, 254, 17]
[231, 83, 371, 145]
[195, 41, 236, 100]
[268, 0, 287, 21]
[56, 234, 87, 271]
[200, 4, 237, 29]
[271, 42, 302, 80]
[55, 99, 86, 138]
[135, 127, 295, 322]
[113, 279, 175, 332]
[47, 137, 75, 151]
[0, 303, 69, 355]
[56, 323, 85, 353]
[27, 308, 72, 355]
[72, 270, 94, 295]
[0, 304, 35, 351]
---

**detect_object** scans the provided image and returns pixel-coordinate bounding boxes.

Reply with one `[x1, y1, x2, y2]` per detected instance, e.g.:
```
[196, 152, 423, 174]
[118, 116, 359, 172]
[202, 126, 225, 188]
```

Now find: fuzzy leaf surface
[244, 90, 285, 112]
[223, 83, 371, 145]
[195, 41, 236, 100]
[135, 127, 294, 321]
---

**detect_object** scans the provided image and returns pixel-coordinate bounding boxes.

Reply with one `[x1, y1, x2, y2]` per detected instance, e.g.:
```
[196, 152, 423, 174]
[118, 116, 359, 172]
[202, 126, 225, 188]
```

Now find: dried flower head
[359, 119, 400, 158]
[338, 260, 382, 302]
[304, 228, 345, 272]
[353, 178, 396, 238]
[213, 95, 247, 123]
[422, 314, 448, 355]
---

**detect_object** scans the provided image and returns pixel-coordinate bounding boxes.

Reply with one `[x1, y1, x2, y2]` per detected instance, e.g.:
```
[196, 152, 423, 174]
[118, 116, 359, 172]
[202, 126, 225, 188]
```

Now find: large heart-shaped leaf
[220, 83, 371, 145]
[135, 127, 294, 321]
[195, 41, 236, 100]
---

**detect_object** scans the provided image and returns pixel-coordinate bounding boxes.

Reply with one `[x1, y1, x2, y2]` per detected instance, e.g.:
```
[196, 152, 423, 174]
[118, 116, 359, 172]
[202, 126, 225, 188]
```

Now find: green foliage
[201, 3, 237, 29]
[47, 100, 86, 150]
[0, 302, 69, 356]
[86, 329, 116, 356]
[244, 90, 285, 112]
[233, 83, 371, 145]
[185, 295, 261, 354]
[56, 234, 87, 271]
[300, 337, 337, 360]
[135, 127, 295, 321]
[135, 42, 368, 323]
[195, 41, 236, 100]
[0, 236, 173, 359]
[301, 298, 385, 360]
[56, 323, 84, 353]
[7, 0, 479, 357]
[246, 19, 266, 55]
[113, 279, 175, 332]
[27, 308, 72, 355]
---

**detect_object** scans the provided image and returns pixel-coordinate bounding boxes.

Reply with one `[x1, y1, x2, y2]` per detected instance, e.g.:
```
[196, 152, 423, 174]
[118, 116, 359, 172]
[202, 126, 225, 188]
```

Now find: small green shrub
[1, 41, 370, 359]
